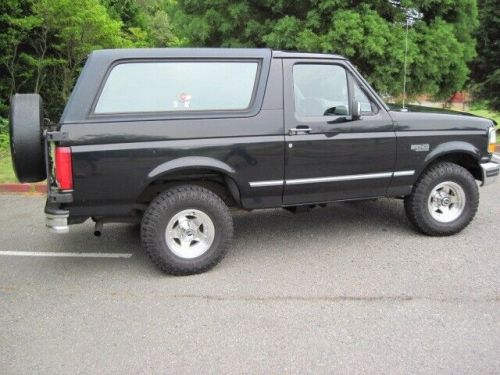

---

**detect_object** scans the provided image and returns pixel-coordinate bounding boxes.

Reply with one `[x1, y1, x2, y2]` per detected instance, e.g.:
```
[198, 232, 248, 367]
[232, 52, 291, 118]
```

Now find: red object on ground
[35, 183, 47, 193]
[450, 92, 465, 103]
[0, 183, 31, 193]
[0, 183, 47, 194]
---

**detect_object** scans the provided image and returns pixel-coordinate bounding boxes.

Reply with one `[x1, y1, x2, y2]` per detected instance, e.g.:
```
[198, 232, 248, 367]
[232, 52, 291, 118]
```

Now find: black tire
[9, 93, 46, 182]
[141, 185, 233, 275]
[404, 162, 479, 236]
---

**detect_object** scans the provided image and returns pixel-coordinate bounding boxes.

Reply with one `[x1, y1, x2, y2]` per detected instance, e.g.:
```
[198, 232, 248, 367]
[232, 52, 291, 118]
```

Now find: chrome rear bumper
[480, 161, 499, 186]
[46, 212, 69, 234]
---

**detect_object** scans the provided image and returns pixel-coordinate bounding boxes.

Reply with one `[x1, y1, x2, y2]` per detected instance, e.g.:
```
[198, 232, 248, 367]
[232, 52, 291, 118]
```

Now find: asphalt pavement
[0, 182, 499, 374]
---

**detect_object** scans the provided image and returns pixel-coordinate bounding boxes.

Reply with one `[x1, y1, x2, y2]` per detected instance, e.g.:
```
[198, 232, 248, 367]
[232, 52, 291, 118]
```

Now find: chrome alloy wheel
[427, 181, 466, 223]
[165, 209, 215, 259]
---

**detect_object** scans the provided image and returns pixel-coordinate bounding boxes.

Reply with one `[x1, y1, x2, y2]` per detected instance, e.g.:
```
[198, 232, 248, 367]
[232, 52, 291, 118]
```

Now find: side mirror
[324, 105, 349, 116]
[352, 100, 361, 120]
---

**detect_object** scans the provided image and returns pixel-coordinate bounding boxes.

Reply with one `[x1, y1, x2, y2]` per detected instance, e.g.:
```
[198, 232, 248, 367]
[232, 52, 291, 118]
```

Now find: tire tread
[141, 185, 233, 275]
[404, 162, 479, 236]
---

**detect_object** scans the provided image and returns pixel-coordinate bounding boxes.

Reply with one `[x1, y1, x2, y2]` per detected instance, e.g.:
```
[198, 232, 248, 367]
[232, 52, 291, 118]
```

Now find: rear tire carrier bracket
[45, 130, 69, 142]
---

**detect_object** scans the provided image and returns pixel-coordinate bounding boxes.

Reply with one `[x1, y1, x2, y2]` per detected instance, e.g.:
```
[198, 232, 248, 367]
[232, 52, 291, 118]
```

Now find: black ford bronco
[9, 48, 499, 275]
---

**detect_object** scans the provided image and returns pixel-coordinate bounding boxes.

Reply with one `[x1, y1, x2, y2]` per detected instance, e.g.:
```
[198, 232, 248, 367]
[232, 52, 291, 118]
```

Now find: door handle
[289, 126, 312, 135]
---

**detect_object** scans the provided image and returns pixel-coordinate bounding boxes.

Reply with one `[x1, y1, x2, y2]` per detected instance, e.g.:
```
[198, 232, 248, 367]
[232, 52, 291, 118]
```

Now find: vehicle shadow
[233, 198, 411, 241]
[32, 198, 414, 277]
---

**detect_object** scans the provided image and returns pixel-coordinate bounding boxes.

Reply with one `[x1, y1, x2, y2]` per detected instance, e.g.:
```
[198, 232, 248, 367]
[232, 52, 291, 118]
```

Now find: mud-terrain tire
[404, 162, 479, 236]
[9, 93, 46, 182]
[141, 185, 233, 275]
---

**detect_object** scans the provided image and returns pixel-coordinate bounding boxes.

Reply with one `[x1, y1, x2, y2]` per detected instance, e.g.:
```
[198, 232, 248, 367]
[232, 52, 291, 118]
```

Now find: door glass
[353, 80, 377, 114]
[293, 64, 349, 117]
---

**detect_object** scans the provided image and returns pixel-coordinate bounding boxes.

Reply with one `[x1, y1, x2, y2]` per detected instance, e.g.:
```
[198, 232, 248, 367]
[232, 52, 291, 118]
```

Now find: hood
[387, 103, 481, 117]
[386, 103, 494, 132]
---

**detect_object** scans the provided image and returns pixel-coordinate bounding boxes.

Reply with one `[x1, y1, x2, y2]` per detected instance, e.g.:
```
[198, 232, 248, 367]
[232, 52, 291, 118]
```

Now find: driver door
[283, 59, 396, 205]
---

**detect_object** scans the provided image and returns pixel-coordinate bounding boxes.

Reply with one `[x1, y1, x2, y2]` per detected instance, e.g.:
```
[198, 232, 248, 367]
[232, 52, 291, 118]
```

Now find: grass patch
[0, 117, 14, 182]
[0, 151, 16, 183]
[465, 108, 500, 142]
[467, 108, 500, 125]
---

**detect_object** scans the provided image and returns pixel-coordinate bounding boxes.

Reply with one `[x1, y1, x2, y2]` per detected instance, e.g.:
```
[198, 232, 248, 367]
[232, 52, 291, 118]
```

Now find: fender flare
[422, 141, 481, 170]
[147, 156, 236, 180]
[411, 141, 482, 182]
[139, 156, 240, 203]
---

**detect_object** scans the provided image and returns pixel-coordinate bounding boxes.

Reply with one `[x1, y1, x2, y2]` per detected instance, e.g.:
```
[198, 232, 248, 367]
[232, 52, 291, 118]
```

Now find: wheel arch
[137, 157, 241, 207]
[420, 142, 483, 182]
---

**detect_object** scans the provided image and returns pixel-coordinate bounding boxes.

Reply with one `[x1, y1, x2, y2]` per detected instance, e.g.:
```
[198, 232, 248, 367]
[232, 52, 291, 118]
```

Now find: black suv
[9, 48, 499, 275]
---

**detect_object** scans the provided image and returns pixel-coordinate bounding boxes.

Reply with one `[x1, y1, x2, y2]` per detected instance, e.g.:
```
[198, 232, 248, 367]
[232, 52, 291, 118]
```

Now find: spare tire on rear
[9, 93, 47, 182]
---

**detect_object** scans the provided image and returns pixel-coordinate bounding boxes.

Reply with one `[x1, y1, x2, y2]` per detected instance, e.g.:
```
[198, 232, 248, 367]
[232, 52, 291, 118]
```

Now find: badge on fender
[411, 144, 430, 152]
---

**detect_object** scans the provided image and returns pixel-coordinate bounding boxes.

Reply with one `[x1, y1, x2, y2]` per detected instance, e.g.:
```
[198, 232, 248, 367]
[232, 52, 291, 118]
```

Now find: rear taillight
[55, 147, 73, 190]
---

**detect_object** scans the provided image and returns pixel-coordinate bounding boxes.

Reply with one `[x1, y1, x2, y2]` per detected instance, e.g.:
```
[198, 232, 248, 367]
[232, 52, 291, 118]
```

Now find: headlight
[488, 127, 496, 153]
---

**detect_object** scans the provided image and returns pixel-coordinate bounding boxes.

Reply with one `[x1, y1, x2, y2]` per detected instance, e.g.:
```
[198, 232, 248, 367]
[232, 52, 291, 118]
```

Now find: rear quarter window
[94, 61, 259, 114]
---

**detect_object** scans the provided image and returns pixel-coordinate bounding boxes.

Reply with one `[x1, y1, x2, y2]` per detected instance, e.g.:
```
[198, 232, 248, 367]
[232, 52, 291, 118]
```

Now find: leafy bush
[0, 117, 9, 155]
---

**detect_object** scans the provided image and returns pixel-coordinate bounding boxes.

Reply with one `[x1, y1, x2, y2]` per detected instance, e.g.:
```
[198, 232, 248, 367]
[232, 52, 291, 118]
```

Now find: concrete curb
[0, 183, 46, 194]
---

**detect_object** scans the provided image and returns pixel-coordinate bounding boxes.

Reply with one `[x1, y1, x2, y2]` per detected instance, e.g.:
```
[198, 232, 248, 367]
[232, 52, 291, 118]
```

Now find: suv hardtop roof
[88, 48, 345, 60]
[272, 50, 345, 60]
[62, 48, 349, 123]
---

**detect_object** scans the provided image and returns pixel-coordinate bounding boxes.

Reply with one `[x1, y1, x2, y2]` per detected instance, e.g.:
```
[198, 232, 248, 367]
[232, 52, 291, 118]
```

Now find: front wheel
[404, 162, 479, 236]
[141, 185, 233, 275]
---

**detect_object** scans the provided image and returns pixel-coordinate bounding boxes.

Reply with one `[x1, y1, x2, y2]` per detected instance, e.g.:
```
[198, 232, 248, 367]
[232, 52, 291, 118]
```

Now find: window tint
[293, 64, 349, 117]
[94, 61, 259, 114]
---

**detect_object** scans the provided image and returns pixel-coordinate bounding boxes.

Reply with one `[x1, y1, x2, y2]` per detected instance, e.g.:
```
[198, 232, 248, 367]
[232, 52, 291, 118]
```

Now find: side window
[353, 79, 378, 114]
[293, 64, 350, 117]
[94, 61, 259, 114]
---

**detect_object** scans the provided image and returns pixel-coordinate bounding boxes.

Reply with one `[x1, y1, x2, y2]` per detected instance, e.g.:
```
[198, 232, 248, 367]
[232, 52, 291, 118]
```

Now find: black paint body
[48, 48, 495, 222]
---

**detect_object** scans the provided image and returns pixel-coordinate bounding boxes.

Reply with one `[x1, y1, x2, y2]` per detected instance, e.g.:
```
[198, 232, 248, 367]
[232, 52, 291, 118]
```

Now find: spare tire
[9, 93, 47, 182]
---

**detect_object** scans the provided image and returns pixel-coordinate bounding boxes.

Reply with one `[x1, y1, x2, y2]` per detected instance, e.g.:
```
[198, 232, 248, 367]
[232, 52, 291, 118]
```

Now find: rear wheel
[404, 162, 479, 236]
[141, 185, 233, 275]
[9, 93, 46, 182]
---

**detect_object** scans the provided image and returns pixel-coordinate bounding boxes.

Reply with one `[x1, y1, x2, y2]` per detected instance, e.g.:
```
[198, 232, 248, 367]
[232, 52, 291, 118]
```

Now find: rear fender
[147, 156, 236, 181]
[141, 156, 240, 203]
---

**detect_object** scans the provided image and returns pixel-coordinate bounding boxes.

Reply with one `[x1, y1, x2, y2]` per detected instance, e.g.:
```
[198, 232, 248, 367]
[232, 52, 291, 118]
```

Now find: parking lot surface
[0, 183, 499, 374]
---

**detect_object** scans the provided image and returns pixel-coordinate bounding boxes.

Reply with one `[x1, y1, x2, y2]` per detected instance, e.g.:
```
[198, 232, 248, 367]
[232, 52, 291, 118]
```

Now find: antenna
[401, 17, 409, 112]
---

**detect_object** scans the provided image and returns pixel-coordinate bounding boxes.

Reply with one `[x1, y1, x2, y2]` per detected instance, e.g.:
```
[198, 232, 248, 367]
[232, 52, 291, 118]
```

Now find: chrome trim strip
[249, 180, 284, 187]
[393, 170, 415, 177]
[249, 170, 416, 187]
[396, 130, 485, 137]
[286, 172, 393, 185]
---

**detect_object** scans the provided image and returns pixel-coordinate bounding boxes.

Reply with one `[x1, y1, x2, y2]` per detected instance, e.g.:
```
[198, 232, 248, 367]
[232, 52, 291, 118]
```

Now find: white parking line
[0, 251, 132, 258]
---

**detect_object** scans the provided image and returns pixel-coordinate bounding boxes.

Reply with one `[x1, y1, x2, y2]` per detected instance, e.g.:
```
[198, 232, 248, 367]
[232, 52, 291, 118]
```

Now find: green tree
[103, 0, 144, 29]
[102, 0, 180, 47]
[173, 0, 478, 98]
[145, 9, 180, 46]
[33, 0, 129, 103]
[470, 0, 499, 110]
[0, 0, 39, 114]
[0, 0, 152, 120]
